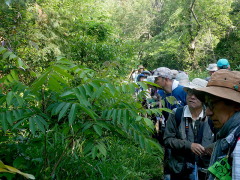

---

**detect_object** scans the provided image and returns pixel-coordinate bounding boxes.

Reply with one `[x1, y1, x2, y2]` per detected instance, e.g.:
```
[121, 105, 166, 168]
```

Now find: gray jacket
[164, 105, 214, 174]
[208, 111, 240, 180]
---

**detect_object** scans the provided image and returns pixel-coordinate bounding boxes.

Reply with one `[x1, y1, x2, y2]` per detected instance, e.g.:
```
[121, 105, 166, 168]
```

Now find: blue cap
[137, 74, 147, 82]
[217, 59, 229, 69]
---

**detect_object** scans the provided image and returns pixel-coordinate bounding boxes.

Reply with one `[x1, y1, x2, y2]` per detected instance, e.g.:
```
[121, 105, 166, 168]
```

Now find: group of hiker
[131, 58, 240, 180]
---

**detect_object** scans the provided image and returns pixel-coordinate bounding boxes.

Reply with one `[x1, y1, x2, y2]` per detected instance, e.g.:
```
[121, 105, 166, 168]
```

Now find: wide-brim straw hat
[193, 70, 240, 103]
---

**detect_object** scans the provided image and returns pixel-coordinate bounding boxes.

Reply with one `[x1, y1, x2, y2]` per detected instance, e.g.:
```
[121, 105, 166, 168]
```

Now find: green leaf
[55, 102, 66, 115]
[84, 142, 94, 155]
[51, 73, 69, 86]
[53, 66, 74, 80]
[106, 110, 113, 120]
[144, 81, 161, 88]
[9, 54, 17, 60]
[112, 109, 117, 124]
[17, 58, 24, 67]
[83, 84, 92, 97]
[137, 82, 148, 90]
[117, 109, 122, 123]
[106, 83, 115, 95]
[7, 74, 14, 82]
[58, 103, 71, 121]
[123, 110, 129, 129]
[6, 111, 13, 125]
[37, 115, 48, 128]
[166, 96, 177, 105]
[92, 146, 98, 159]
[144, 118, 154, 130]
[139, 135, 144, 149]
[29, 117, 36, 135]
[135, 116, 142, 121]
[122, 84, 127, 93]
[31, 70, 50, 92]
[78, 86, 87, 99]
[13, 157, 24, 169]
[93, 125, 102, 136]
[128, 83, 135, 94]
[149, 140, 164, 155]
[15, 93, 24, 106]
[6, 91, 14, 106]
[69, 104, 78, 125]
[0, 47, 6, 54]
[12, 118, 27, 130]
[34, 116, 45, 134]
[11, 70, 18, 81]
[82, 123, 92, 132]
[134, 132, 138, 141]
[144, 138, 152, 153]
[97, 141, 107, 156]
[79, 104, 96, 120]
[1, 113, 8, 133]
[96, 85, 105, 99]
[160, 108, 173, 114]
[2, 52, 12, 60]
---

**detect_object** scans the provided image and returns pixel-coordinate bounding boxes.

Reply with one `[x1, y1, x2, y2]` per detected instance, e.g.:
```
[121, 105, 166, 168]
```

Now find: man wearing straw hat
[164, 78, 214, 180]
[193, 70, 240, 180]
[205, 63, 218, 82]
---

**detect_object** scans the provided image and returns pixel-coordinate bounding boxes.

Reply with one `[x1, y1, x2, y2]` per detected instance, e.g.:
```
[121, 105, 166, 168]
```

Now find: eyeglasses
[204, 100, 222, 110]
[187, 89, 194, 96]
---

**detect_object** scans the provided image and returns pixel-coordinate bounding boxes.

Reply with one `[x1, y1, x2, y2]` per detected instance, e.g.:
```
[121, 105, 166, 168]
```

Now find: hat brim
[183, 85, 200, 93]
[193, 86, 240, 104]
[206, 68, 218, 71]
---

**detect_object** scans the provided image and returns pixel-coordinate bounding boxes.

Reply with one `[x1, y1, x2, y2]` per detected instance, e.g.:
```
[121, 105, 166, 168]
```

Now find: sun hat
[152, 67, 173, 79]
[217, 59, 229, 69]
[183, 78, 208, 93]
[176, 72, 190, 86]
[137, 74, 147, 82]
[142, 70, 151, 76]
[193, 70, 240, 103]
[206, 63, 218, 71]
[146, 76, 155, 83]
[171, 70, 179, 79]
[138, 65, 144, 69]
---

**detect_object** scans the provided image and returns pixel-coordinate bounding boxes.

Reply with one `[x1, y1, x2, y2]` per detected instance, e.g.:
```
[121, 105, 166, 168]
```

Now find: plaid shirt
[232, 137, 240, 180]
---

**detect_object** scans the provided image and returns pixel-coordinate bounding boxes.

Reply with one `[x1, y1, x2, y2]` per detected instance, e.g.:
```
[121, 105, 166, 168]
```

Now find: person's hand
[191, 143, 205, 156]
[205, 148, 213, 156]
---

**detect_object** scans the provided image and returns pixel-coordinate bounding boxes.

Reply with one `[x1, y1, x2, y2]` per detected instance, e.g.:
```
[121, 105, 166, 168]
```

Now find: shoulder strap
[175, 107, 184, 127]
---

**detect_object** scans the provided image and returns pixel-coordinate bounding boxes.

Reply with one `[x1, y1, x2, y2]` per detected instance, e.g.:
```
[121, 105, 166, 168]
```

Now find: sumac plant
[0, 47, 170, 179]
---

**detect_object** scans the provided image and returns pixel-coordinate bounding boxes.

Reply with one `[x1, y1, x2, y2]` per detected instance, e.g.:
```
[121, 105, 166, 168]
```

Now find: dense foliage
[1, 0, 240, 179]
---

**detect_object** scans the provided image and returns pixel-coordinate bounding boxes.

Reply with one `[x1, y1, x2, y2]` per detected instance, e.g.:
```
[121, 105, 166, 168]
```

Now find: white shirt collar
[172, 80, 179, 91]
[184, 105, 204, 121]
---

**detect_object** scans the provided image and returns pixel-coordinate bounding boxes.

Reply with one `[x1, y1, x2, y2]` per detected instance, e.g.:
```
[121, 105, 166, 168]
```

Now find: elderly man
[164, 78, 214, 180]
[205, 63, 218, 82]
[193, 70, 240, 180]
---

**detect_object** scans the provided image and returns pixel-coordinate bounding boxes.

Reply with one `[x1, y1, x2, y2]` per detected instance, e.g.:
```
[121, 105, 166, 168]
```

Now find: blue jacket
[158, 85, 187, 118]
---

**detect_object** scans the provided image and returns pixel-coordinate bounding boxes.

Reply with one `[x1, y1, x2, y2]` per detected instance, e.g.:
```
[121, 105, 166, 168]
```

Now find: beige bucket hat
[193, 70, 240, 103]
[206, 63, 218, 71]
[183, 78, 208, 93]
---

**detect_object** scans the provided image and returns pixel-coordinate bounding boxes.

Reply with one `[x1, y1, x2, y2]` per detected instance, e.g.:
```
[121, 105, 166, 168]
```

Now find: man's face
[186, 89, 202, 109]
[139, 68, 143, 73]
[205, 95, 236, 129]
[209, 71, 215, 76]
[154, 77, 166, 90]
